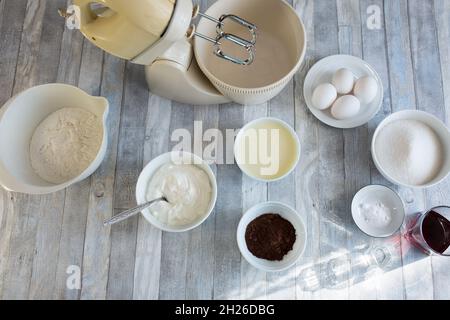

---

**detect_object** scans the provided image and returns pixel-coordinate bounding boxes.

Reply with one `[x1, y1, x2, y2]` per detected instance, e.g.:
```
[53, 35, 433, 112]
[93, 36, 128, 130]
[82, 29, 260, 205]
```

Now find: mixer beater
[188, 5, 257, 65]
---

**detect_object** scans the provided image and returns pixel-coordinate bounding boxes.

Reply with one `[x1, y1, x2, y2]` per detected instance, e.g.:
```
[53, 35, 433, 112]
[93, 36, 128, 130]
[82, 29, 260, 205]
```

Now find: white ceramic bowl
[135, 151, 218, 232]
[237, 201, 307, 272]
[195, 0, 306, 105]
[372, 110, 450, 188]
[351, 185, 405, 238]
[304, 55, 383, 128]
[234, 117, 301, 182]
[0, 83, 109, 194]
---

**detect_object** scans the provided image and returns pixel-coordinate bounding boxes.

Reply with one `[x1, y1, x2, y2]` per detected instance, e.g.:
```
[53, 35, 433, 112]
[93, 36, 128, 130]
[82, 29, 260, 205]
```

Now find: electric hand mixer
[61, 0, 306, 105]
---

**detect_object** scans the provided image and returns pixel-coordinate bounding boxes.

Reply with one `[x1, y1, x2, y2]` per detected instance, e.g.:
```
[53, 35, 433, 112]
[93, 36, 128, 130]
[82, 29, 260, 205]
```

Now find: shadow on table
[242, 211, 431, 298]
[299, 211, 435, 293]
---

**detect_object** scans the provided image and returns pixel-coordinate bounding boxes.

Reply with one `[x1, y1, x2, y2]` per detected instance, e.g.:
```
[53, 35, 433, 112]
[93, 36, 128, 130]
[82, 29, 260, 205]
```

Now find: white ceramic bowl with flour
[0, 84, 109, 194]
[135, 152, 218, 232]
[372, 110, 450, 188]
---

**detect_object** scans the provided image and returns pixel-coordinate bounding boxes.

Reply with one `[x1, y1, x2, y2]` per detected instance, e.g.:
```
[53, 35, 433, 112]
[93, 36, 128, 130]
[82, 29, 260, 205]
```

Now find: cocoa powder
[245, 214, 296, 261]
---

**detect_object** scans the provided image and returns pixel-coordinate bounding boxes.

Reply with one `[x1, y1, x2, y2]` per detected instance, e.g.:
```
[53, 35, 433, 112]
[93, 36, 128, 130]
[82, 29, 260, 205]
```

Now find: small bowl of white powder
[135, 151, 217, 232]
[351, 185, 405, 237]
[372, 110, 450, 188]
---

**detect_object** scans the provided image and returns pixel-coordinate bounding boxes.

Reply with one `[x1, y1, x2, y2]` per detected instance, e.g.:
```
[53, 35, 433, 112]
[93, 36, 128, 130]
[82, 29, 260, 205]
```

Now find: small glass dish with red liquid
[405, 206, 450, 256]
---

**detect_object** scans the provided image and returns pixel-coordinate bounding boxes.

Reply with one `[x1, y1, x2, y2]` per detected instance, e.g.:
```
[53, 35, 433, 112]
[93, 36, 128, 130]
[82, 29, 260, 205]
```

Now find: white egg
[354, 76, 378, 104]
[331, 95, 361, 120]
[311, 83, 337, 110]
[332, 68, 355, 94]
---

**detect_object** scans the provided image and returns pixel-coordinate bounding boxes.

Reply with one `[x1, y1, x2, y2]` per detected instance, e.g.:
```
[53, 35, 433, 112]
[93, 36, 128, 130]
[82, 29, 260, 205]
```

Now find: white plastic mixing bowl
[0, 83, 109, 194]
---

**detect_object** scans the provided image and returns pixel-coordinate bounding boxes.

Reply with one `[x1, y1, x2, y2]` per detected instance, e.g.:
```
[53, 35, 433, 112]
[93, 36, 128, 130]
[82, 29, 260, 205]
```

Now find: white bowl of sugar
[372, 110, 450, 189]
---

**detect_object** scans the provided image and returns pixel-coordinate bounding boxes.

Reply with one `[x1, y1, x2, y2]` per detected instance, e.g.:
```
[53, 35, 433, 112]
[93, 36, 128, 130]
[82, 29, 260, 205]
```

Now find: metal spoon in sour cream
[146, 163, 212, 227]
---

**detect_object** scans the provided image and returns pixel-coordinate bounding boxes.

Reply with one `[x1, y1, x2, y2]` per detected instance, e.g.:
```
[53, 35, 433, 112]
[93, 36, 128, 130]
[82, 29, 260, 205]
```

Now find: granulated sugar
[375, 119, 443, 186]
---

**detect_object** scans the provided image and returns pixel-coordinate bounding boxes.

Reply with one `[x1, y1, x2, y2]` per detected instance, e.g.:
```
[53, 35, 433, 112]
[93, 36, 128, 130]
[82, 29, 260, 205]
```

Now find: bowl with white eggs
[303, 55, 383, 129]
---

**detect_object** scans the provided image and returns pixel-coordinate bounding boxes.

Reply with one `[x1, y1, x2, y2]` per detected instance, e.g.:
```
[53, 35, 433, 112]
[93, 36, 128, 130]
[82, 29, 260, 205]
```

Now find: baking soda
[358, 202, 392, 228]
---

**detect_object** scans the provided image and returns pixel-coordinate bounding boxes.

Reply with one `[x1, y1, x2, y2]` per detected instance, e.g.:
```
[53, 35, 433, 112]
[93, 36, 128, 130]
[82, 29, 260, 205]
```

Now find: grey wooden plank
[0, 0, 47, 300]
[158, 102, 194, 300]
[383, 0, 415, 112]
[293, 0, 320, 300]
[103, 62, 149, 300]
[406, 0, 446, 300]
[337, 0, 362, 57]
[0, 190, 11, 297]
[420, 1, 450, 299]
[359, 0, 405, 300]
[432, 0, 450, 300]
[28, 192, 65, 299]
[35, 0, 66, 84]
[0, 0, 5, 40]
[408, 0, 446, 120]
[435, 0, 450, 127]
[159, 228, 189, 300]
[0, 184, 7, 292]
[0, 0, 27, 297]
[56, 1, 84, 85]
[27, 0, 67, 299]
[53, 38, 104, 300]
[132, 94, 171, 300]
[383, 8, 426, 199]
[0, 0, 26, 105]
[312, 0, 350, 300]
[266, 82, 297, 300]
[213, 104, 243, 299]
[239, 103, 268, 300]
[0, 1, 4, 16]
[107, 210, 136, 300]
[184, 0, 223, 301]
[363, 0, 393, 182]
[384, 0, 429, 301]
[0, 194, 41, 299]
[177, 0, 218, 299]
[82, 53, 125, 300]
[12, 0, 46, 92]
[53, 183, 90, 300]
[55, 37, 103, 299]
[113, 63, 149, 210]
[68, 40, 105, 300]
[185, 105, 219, 300]
[336, 0, 376, 300]
[52, 19, 87, 302]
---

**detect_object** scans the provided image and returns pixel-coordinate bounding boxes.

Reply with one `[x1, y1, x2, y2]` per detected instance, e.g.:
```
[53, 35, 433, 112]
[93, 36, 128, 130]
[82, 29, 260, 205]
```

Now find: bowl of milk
[234, 117, 300, 182]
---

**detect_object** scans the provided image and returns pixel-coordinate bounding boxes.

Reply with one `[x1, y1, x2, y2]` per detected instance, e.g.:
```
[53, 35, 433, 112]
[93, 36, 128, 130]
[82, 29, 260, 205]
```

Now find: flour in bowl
[30, 107, 103, 184]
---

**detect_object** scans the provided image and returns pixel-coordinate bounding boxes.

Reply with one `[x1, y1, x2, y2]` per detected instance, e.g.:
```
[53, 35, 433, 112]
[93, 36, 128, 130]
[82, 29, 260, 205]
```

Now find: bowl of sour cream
[136, 151, 217, 232]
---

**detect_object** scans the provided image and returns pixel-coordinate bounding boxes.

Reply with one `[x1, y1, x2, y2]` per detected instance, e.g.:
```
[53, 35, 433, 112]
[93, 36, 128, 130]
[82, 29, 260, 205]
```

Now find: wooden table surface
[1, 0, 449, 300]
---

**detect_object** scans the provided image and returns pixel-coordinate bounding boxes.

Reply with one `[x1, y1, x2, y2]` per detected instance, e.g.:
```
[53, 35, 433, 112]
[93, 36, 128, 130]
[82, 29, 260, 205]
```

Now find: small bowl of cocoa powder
[237, 201, 307, 272]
